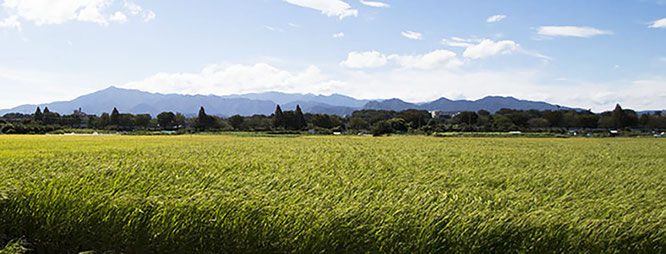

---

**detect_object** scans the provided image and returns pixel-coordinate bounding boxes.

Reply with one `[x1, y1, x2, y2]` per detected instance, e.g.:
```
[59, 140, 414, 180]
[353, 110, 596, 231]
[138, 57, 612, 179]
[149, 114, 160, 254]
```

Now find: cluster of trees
[1, 104, 665, 135]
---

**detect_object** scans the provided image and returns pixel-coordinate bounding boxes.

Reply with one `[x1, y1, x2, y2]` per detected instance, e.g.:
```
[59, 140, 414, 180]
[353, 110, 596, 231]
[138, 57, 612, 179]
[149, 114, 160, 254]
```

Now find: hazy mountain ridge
[1, 86, 596, 117]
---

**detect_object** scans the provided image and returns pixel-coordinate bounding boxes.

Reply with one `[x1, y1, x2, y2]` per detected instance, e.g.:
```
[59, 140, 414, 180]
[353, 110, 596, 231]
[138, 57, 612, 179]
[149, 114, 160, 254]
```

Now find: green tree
[157, 112, 176, 130]
[272, 105, 285, 129]
[228, 115, 244, 130]
[611, 104, 632, 128]
[41, 107, 60, 125]
[195, 107, 215, 131]
[348, 117, 369, 130]
[98, 113, 111, 128]
[577, 112, 599, 129]
[110, 107, 120, 126]
[34, 107, 43, 121]
[312, 114, 341, 129]
[454, 111, 479, 125]
[174, 113, 186, 129]
[371, 120, 394, 136]
[527, 118, 550, 128]
[294, 105, 306, 130]
[400, 109, 430, 129]
[387, 118, 407, 132]
[639, 114, 650, 126]
[543, 110, 563, 127]
[134, 114, 152, 129]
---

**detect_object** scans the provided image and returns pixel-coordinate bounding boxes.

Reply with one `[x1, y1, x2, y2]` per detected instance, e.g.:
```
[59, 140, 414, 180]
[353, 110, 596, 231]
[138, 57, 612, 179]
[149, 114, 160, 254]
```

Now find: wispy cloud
[333, 32, 345, 38]
[537, 26, 613, 38]
[283, 0, 358, 19]
[264, 25, 284, 32]
[359, 0, 390, 8]
[401, 31, 423, 40]
[649, 18, 666, 28]
[486, 15, 507, 23]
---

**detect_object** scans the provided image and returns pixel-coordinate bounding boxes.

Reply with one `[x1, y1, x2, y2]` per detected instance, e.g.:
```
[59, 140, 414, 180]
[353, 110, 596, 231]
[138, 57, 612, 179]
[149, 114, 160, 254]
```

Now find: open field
[0, 135, 665, 253]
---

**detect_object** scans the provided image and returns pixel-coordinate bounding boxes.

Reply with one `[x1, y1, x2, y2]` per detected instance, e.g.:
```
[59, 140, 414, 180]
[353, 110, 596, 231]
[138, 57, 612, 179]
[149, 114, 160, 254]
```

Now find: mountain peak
[0, 87, 580, 117]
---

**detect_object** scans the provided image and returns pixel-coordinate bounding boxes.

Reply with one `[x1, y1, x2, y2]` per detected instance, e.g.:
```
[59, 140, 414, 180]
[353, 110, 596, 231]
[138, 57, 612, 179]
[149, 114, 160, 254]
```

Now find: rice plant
[0, 135, 664, 253]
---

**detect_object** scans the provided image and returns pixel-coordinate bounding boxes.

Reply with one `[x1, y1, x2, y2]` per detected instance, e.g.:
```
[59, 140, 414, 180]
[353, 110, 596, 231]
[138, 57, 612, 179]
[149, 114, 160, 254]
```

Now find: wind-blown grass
[0, 135, 664, 253]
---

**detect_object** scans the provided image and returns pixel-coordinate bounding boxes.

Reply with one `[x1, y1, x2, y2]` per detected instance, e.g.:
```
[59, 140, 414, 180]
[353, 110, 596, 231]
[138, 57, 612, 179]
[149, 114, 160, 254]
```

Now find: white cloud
[401, 30, 423, 40]
[340, 51, 388, 68]
[649, 18, 666, 28]
[388, 50, 463, 69]
[109, 11, 127, 23]
[537, 26, 613, 38]
[0, 0, 154, 27]
[143, 10, 155, 22]
[122, 63, 342, 96]
[0, 15, 20, 30]
[264, 25, 283, 32]
[443, 37, 523, 60]
[340, 49, 463, 70]
[442, 37, 480, 48]
[123, 1, 155, 22]
[486, 15, 506, 23]
[283, 0, 358, 19]
[462, 39, 519, 59]
[333, 32, 344, 38]
[359, 0, 390, 8]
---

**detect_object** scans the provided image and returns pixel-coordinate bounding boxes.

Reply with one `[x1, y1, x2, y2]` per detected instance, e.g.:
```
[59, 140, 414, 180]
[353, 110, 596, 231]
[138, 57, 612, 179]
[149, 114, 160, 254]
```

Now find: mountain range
[0, 86, 581, 117]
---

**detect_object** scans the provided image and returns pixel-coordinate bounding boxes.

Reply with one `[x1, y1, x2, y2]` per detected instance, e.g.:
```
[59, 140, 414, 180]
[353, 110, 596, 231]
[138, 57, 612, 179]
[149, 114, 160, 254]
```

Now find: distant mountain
[363, 96, 574, 113]
[363, 99, 418, 111]
[222, 92, 369, 108]
[0, 86, 583, 117]
[0, 87, 277, 117]
[637, 110, 666, 115]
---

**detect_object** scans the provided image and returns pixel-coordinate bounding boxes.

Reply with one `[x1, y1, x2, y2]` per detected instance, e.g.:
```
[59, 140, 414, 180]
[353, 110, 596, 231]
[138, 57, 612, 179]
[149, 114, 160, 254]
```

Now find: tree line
[1, 104, 665, 135]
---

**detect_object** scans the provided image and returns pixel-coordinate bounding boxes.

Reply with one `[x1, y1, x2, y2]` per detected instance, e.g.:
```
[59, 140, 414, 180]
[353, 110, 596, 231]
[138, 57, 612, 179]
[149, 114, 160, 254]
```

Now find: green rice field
[0, 135, 664, 253]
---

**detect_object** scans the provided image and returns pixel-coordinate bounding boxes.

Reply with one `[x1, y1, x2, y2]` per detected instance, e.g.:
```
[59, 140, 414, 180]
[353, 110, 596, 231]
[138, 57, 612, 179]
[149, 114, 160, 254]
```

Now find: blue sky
[1, 0, 665, 111]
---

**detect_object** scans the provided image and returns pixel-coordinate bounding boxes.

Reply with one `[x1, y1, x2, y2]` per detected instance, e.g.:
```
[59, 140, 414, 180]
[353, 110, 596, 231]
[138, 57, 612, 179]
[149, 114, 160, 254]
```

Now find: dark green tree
[98, 113, 110, 128]
[41, 107, 60, 125]
[543, 110, 563, 127]
[348, 117, 369, 130]
[272, 105, 285, 129]
[294, 105, 306, 130]
[454, 111, 479, 125]
[134, 114, 152, 129]
[640, 114, 650, 127]
[228, 115, 244, 130]
[312, 114, 341, 129]
[611, 104, 630, 128]
[371, 120, 394, 136]
[387, 118, 407, 132]
[400, 109, 430, 129]
[195, 107, 214, 131]
[110, 107, 120, 125]
[174, 113, 186, 129]
[34, 107, 43, 121]
[157, 112, 176, 130]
